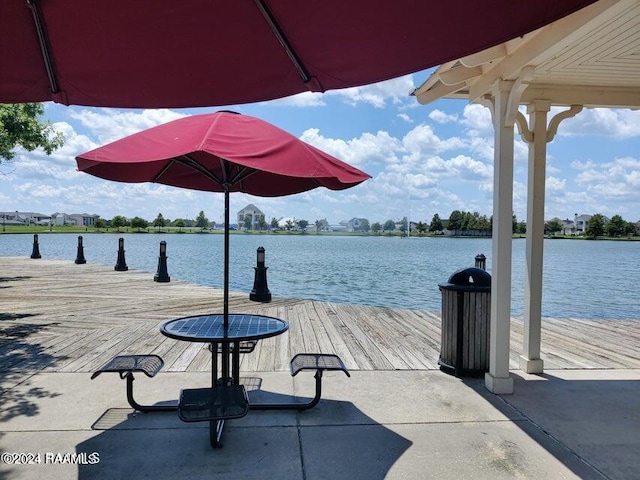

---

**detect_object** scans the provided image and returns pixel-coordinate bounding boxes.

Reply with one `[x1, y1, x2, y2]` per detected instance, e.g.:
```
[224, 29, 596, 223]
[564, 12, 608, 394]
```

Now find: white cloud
[397, 113, 413, 123]
[402, 124, 465, 158]
[68, 108, 186, 143]
[559, 108, 640, 139]
[300, 128, 401, 167]
[546, 176, 566, 193]
[329, 75, 416, 108]
[428, 109, 458, 124]
[262, 91, 326, 107]
[460, 104, 493, 136]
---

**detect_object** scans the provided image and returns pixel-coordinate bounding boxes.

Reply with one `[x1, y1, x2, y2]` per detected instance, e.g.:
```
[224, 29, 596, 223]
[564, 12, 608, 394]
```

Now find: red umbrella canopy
[2, 0, 596, 108]
[75, 112, 370, 196]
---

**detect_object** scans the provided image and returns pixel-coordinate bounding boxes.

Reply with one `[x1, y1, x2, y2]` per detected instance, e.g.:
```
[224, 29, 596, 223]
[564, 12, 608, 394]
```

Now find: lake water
[1, 233, 638, 320]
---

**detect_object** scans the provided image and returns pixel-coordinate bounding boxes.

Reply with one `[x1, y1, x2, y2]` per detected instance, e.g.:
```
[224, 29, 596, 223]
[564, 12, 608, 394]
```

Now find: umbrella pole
[221, 185, 230, 385]
[224, 187, 230, 326]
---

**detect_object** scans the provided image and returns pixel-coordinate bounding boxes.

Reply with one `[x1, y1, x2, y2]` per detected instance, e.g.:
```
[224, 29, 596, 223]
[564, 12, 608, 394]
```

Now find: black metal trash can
[438, 267, 491, 377]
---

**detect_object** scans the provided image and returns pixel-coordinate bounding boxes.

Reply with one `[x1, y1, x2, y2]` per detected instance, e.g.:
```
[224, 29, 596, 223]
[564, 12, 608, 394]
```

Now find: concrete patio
[2, 368, 639, 479]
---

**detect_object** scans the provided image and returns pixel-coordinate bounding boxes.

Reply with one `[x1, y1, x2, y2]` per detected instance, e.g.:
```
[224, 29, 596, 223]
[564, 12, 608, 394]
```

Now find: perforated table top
[160, 313, 288, 342]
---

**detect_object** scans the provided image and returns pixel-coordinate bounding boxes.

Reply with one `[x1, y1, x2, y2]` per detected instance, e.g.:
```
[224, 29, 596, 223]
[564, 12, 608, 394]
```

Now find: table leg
[232, 341, 240, 385]
[221, 343, 230, 386]
[211, 342, 219, 386]
[210, 419, 224, 448]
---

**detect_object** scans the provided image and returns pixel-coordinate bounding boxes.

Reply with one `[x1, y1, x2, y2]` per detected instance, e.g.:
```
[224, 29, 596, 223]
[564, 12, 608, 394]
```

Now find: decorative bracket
[515, 104, 583, 144]
[505, 66, 535, 126]
[547, 105, 583, 142]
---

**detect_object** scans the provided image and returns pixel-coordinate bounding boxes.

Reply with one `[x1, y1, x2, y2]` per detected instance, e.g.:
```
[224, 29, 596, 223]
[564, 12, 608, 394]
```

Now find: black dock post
[250, 246, 271, 302]
[75, 236, 87, 264]
[114, 237, 128, 271]
[154, 241, 170, 283]
[30, 234, 41, 259]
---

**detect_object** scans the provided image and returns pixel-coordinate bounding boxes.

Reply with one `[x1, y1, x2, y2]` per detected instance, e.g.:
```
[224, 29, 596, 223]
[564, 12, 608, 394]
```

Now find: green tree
[258, 217, 267, 231]
[585, 213, 605, 238]
[243, 215, 253, 231]
[512, 214, 519, 234]
[383, 220, 395, 232]
[606, 214, 626, 237]
[448, 210, 463, 234]
[173, 218, 185, 232]
[399, 217, 408, 234]
[297, 219, 309, 232]
[111, 215, 126, 232]
[371, 222, 381, 235]
[461, 211, 478, 231]
[270, 218, 280, 230]
[94, 218, 106, 231]
[195, 210, 209, 231]
[0, 103, 64, 162]
[416, 222, 427, 236]
[476, 215, 491, 233]
[153, 213, 166, 231]
[625, 221, 637, 236]
[130, 216, 148, 232]
[546, 218, 563, 235]
[429, 214, 443, 232]
[359, 218, 370, 232]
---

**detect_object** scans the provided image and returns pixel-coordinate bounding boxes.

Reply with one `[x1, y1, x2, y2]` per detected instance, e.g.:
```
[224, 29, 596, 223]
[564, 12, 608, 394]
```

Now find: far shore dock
[2, 256, 639, 375]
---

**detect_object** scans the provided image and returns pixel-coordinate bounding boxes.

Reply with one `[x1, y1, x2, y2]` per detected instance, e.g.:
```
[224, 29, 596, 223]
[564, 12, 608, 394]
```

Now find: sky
[2, 71, 640, 226]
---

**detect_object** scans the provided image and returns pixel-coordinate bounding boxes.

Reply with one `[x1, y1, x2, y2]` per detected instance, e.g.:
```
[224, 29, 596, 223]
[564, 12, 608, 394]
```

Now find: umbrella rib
[170, 155, 224, 186]
[26, 0, 59, 94]
[254, 0, 311, 84]
[229, 166, 258, 186]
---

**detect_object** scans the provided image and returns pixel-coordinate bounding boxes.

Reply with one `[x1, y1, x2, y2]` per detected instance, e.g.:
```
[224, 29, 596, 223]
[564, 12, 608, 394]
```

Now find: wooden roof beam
[468, 0, 630, 101]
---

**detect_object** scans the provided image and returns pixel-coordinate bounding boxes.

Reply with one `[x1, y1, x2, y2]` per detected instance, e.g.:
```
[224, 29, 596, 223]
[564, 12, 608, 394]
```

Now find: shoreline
[2, 226, 639, 241]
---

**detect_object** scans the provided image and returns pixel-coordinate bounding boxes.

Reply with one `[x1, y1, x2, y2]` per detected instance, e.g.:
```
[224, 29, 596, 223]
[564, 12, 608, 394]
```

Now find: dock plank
[1, 256, 639, 378]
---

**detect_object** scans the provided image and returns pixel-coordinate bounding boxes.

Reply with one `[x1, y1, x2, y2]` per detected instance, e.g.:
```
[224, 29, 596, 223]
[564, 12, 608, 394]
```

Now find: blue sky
[2, 72, 640, 226]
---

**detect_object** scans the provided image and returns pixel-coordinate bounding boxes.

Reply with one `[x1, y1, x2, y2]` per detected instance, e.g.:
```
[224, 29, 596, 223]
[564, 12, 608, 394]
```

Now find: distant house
[346, 217, 360, 232]
[237, 204, 265, 230]
[311, 218, 329, 232]
[559, 218, 575, 235]
[0, 211, 25, 226]
[574, 214, 591, 234]
[2, 211, 51, 225]
[574, 214, 610, 234]
[68, 213, 100, 227]
[346, 218, 364, 232]
[51, 212, 72, 226]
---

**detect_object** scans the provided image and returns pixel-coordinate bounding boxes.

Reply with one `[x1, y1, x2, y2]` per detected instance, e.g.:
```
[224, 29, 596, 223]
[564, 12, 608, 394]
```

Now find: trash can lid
[439, 267, 491, 291]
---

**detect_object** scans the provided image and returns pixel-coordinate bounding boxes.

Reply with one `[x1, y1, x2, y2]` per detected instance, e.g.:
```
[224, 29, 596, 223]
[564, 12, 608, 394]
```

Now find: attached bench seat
[290, 353, 350, 377]
[91, 354, 164, 380]
[209, 340, 258, 354]
[91, 354, 176, 413]
[251, 353, 350, 411]
[178, 386, 249, 422]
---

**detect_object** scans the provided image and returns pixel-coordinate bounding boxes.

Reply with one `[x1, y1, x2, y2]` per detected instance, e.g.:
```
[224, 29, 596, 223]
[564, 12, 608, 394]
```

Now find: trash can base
[438, 357, 486, 378]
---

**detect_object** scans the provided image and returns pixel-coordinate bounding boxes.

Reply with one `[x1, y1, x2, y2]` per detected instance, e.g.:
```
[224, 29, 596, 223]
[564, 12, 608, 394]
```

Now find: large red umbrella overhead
[2, 0, 596, 108]
[76, 111, 370, 329]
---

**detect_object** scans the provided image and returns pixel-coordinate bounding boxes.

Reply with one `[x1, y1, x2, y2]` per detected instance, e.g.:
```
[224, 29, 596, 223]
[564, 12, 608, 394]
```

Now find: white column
[484, 80, 516, 395]
[517, 103, 583, 374]
[519, 101, 550, 374]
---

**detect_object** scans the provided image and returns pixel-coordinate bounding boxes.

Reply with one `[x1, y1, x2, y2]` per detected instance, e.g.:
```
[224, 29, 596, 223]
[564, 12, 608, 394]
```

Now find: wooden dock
[1, 256, 639, 374]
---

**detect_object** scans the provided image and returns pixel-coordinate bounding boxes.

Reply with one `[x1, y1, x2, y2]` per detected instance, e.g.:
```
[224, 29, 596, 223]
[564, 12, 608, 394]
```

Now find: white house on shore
[237, 204, 265, 230]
